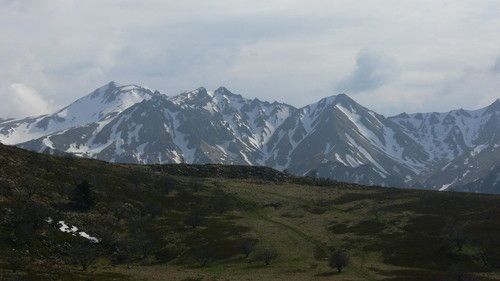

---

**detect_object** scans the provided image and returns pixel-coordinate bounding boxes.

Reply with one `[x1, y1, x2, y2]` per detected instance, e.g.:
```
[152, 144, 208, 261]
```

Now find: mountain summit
[0, 82, 498, 193]
[0, 82, 158, 145]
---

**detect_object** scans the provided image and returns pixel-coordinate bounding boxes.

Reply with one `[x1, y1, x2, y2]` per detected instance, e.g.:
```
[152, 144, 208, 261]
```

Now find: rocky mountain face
[0, 82, 498, 193]
[459, 163, 500, 193]
[390, 100, 500, 192]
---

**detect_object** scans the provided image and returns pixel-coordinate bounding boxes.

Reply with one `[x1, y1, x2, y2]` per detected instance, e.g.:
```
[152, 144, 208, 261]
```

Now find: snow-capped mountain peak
[0, 82, 498, 193]
[56, 81, 159, 125]
[0, 82, 157, 145]
[171, 87, 212, 106]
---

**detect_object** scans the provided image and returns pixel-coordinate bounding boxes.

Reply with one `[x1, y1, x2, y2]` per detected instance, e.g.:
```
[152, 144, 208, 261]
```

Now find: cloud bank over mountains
[0, 0, 499, 118]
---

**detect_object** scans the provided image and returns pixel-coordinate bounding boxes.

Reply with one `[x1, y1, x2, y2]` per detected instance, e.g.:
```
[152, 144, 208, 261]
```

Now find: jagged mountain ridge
[390, 100, 500, 191]
[0, 82, 498, 192]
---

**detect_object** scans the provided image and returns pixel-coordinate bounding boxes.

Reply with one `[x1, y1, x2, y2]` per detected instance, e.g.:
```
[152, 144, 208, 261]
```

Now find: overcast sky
[0, 0, 499, 118]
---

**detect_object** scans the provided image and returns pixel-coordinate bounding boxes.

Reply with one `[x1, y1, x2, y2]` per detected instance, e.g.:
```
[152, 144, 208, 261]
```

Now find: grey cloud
[336, 50, 399, 93]
[1, 1, 500, 117]
[432, 62, 500, 111]
[0, 84, 53, 118]
[493, 56, 500, 74]
[97, 12, 336, 94]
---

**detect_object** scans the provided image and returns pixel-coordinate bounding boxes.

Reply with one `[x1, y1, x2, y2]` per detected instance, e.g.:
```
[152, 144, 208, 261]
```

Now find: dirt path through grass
[235, 185, 379, 281]
[251, 210, 378, 280]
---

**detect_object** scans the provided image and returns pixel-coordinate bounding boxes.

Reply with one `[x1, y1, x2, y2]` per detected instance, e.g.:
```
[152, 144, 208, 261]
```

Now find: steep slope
[266, 94, 428, 186]
[0, 82, 158, 146]
[390, 99, 500, 190]
[170, 87, 295, 164]
[459, 162, 500, 194]
[20, 95, 181, 163]
[1, 82, 498, 192]
[420, 143, 500, 191]
[16, 85, 294, 166]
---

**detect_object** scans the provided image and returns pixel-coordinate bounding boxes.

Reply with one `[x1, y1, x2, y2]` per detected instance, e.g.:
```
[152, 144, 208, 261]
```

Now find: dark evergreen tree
[71, 180, 95, 211]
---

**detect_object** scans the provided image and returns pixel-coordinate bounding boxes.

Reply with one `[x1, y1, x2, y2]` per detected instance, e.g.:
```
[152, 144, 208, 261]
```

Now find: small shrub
[190, 179, 204, 192]
[253, 247, 278, 266]
[68, 242, 97, 271]
[128, 215, 159, 259]
[128, 167, 148, 188]
[328, 249, 349, 273]
[158, 176, 176, 195]
[445, 224, 467, 252]
[184, 212, 203, 229]
[6, 249, 25, 273]
[240, 239, 257, 258]
[110, 242, 133, 265]
[211, 189, 232, 214]
[448, 265, 479, 281]
[0, 178, 12, 197]
[144, 200, 163, 218]
[195, 246, 214, 267]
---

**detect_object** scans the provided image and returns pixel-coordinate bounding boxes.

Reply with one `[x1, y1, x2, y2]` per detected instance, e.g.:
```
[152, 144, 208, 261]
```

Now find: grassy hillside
[0, 144, 499, 281]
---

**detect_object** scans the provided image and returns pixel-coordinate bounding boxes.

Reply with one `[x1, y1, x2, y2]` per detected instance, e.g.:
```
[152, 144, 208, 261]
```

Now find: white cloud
[0, 84, 53, 118]
[336, 50, 399, 93]
[0, 0, 499, 116]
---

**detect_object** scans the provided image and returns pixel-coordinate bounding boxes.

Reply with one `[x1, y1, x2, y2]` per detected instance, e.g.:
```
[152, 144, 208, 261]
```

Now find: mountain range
[0, 82, 498, 193]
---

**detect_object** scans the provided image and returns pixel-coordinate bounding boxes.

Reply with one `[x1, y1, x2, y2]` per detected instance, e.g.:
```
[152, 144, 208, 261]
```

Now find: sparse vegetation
[0, 143, 499, 280]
